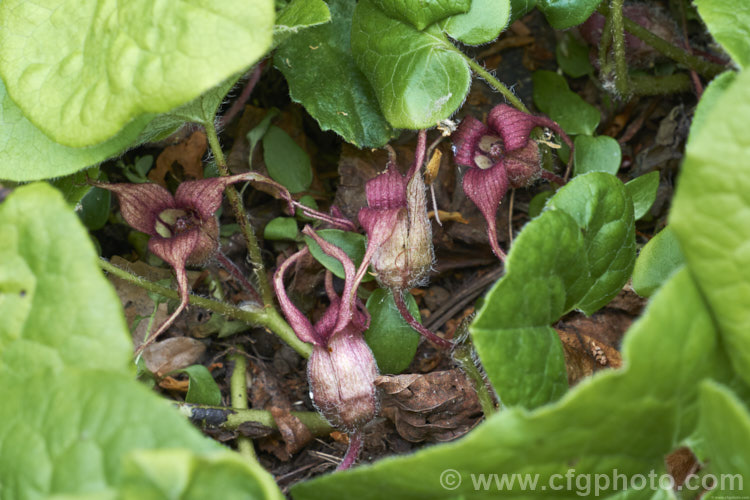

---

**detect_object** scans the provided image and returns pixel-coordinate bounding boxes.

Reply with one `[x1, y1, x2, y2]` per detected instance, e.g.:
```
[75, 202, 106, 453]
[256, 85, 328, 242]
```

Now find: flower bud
[359, 163, 434, 291]
[308, 329, 379, 431]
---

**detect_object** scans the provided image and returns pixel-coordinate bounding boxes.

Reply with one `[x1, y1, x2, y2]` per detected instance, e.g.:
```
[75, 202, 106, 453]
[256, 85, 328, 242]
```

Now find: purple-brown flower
[96, 173, 291, 352]
[453, 104, 573, 260]
[274, 226, 378, 469]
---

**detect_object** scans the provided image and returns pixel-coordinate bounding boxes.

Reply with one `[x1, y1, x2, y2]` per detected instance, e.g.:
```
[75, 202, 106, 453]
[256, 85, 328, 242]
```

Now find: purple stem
[336, 431, 363, 471]
[215, 250, 263, 304]
[219, 60, 266, 128]
[393, 291, 453, 350]
[406, 130, 427, 180]
[541, 170, 566, 186]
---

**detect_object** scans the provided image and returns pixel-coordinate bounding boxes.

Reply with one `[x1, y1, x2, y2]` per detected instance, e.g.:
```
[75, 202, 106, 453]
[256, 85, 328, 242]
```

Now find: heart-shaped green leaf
[275, 0, 395, 148]
[471, 173, 635, 408]
[173, 365, 222, 406]
[440, 0, 511, 45]
[0, 0, 274, 147]
[351, 0, 472, 129]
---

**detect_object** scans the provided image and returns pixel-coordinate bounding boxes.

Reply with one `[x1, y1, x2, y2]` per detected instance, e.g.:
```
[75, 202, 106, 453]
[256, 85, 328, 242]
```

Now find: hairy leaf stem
[597, 4, 726, 79]
[205, 120, 275, 308]
[610, 0, 630, 96]
[99, 258, 312, 358]
[463, 56, 529, 114]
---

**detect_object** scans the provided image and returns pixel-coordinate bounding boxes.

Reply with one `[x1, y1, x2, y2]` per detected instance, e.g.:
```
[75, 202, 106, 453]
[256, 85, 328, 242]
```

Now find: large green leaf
[573, 135, 621, 176]
[273, 0, 332, 48]
[440, 0, 511, 46]
[695, 0, 750, 69]
[698, 381, 750, 495]
[538, 0, 604, 30]
[351, 0, 472, 130]
[371, 0, 470, 30]
[291, 269, 726, 499]
[0, 184, 281, 499]
[275, 0, 395, 148]
[471, 173, 635, 408]
[0, 80, 151, 182]
[0, 0, 274, 147]
[671, 68, 750, 386]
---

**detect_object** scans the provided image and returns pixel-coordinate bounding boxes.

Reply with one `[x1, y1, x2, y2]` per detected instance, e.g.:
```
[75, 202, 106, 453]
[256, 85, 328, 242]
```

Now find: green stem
[610, 0, 630, 96]
[463, 56, 529, 113]
[100, 258, 312, 358]
[204, 121, 275, 308]
[629, 73, 692, 95]
[598, 3, 614, 75]
[452, 343, 498, 417]
[229, 353, 257, 462]
[176, 403, 332, 435]
[597, 4, 726, 79]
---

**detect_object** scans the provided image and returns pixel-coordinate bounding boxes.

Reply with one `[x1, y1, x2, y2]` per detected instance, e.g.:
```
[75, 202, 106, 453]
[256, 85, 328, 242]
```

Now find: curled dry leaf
[250, 363, 313, 460]
[375, 370, 482, 443]
[142, 337, 206, 378]
[556, 326, 623, 386]
[149, 129, 208, 186]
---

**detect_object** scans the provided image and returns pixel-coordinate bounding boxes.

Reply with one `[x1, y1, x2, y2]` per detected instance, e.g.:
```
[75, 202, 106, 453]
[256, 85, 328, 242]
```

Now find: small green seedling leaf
[573, 135, 622, 176]
[694, 0, 750, 69]
[698, 381, 750, 491]
[78, 184, 111, 231]
[172, 365, 222, 406]
[351, 0, 472, 129]
[296, 195, 319, 222]
[264, 217, 300, 241]
[364, 289, 421, 374]
[625, 171, 659, 220]
[371, 0, 470, 30]
[275, 0, 395, 148]
[274, 0, 332, 48]
[123, 155, 155, 184]
[533, 70, 600, 135]
[304, 229, 373, 282]
[50, 166, 99, 206]
[248, 108, 280, 163]
[538, 0, 605, 29]
[262, 126, 313, 193]
[631, 226, 685, 298]
[440, 0, 511, 45]
[0, 0, 274, 147]
[556, 32, 594, 78]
